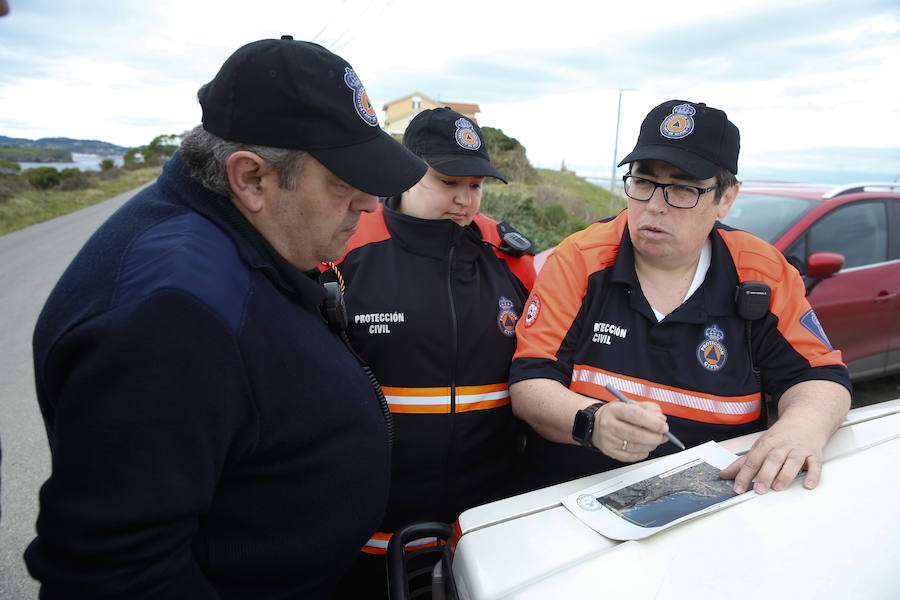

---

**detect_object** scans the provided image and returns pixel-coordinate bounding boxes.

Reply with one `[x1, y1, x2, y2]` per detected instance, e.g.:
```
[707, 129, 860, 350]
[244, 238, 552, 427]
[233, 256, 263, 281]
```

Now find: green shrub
[22, 166, 62, 190]
[59, 168, 95, 190]
[0, 174, 27, 203]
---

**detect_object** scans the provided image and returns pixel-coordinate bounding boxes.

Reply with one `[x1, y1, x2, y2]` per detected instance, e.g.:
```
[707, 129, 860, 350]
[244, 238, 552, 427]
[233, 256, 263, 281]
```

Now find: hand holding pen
[604, 383, 686, 451]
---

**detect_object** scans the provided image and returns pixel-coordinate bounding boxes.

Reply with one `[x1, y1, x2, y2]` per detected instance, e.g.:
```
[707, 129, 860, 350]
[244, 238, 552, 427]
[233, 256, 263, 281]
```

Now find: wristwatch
[572, 402, 604, 450]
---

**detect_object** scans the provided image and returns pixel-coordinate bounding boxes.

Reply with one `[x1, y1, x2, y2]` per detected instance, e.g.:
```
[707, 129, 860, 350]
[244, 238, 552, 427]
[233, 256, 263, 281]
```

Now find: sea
[15, 153, 124, 172]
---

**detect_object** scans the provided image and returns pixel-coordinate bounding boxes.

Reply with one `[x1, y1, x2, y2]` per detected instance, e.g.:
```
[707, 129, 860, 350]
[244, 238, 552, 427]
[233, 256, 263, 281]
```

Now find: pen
[604, 383, 686, 450]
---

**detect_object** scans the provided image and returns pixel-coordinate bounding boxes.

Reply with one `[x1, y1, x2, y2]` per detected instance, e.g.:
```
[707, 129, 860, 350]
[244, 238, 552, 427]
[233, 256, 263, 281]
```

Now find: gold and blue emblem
[497, 296, 519, 337]
[696, 324, 727, 372]
[660, 103, 696, 139]
[343, 67, 378, 127]
[454, 117, 482, 150]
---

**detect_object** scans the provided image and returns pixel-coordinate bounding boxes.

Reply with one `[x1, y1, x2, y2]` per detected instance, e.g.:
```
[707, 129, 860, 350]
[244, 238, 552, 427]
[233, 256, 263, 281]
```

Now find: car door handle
[873, 291, 898, 303]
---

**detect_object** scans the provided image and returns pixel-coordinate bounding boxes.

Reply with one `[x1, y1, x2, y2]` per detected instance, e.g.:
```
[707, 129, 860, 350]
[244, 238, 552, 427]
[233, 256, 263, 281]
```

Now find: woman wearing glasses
[508, 99, 851, 494]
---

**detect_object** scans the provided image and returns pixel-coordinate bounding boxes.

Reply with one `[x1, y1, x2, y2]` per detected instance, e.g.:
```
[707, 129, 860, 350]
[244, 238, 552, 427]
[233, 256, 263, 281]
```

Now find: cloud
[1, 0, 897, 182]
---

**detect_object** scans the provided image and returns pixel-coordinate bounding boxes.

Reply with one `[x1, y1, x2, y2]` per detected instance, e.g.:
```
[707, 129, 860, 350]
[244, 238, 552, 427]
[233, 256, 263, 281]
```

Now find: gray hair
[180, 125, 307, 197]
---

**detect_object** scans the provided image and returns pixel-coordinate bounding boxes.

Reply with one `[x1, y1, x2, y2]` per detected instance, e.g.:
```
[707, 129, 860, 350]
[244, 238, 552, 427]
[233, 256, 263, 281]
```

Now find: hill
[0, 135, 130, 156]
[480, 126, 625, 251]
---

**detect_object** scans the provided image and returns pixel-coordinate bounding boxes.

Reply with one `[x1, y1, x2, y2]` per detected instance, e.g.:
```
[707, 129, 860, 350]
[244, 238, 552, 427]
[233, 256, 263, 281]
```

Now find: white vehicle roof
[453, 399, 900, 599]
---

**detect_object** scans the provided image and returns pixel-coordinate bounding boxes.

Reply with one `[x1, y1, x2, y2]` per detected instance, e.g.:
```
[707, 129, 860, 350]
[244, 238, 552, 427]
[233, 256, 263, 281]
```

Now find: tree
[122, 147, 143, 169]
[100, 158, 115, 171]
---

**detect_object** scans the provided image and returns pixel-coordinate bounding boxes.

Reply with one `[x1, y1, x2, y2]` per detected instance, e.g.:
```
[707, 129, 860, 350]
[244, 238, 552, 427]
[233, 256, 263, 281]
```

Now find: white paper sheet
[561, 441, 756, 540]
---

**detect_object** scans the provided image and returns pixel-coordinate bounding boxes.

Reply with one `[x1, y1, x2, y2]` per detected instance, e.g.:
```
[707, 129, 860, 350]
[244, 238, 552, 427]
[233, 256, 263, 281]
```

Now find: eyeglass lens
[624, 176, 699, 207]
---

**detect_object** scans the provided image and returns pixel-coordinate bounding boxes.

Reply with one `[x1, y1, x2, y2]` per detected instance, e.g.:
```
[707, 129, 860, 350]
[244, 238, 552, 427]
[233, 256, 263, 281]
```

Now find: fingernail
[755, 482, 768, 494]
[734, 484, 744, 494]
[804, 479, 815, 489]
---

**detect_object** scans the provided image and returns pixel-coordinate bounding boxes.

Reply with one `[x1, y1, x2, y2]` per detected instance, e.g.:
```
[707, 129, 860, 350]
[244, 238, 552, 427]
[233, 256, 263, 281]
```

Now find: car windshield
[721, 193, 818, 243]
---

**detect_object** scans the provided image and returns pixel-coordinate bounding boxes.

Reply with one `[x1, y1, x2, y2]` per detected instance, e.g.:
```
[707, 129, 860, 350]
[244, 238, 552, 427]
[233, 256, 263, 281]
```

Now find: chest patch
[696, 324, 727, 372]
[497, 296, 519, 337]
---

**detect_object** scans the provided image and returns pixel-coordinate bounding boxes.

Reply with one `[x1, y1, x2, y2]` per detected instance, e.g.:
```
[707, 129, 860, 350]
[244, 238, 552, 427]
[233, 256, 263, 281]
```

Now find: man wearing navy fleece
[25, 37, 425, 598]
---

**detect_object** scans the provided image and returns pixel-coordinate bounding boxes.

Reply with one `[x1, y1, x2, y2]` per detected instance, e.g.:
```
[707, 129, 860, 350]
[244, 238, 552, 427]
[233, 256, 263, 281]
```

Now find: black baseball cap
[618, 100, 740, 178]
[402, 107, 508, 183]
[199, 36, 426, 197]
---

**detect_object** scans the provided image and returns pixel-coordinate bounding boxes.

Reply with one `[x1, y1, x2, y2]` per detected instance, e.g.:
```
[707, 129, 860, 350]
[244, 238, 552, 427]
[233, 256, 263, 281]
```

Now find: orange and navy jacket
[325, 197, 535, 553]
[510, 210, 851, 486]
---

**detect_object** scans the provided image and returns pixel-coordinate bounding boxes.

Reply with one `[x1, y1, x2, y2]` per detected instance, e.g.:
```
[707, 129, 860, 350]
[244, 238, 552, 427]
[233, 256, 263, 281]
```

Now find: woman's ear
[226, 151, 268, 213]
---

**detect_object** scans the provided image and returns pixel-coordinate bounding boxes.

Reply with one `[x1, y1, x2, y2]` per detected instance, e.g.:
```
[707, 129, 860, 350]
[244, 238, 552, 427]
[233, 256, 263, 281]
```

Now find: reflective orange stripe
[571, 365, 761, 425]
[362, 531, 439, 555]
[381, 383, 510, 414]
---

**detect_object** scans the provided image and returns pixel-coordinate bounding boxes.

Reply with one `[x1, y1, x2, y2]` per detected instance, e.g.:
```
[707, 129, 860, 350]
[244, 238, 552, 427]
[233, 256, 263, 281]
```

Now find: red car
[534, 182, 900, 381]
[722, 181, 900, 381]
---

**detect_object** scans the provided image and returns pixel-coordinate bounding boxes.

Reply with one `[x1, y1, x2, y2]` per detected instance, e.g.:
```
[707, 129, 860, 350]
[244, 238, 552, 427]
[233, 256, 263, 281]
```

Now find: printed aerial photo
[599, 460, 737, 528]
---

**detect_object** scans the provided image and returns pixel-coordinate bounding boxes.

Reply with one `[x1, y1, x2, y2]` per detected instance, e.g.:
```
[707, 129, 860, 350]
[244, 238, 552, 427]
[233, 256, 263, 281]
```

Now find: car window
[808, 201, 887, 269]
[723, 194, 817, 243]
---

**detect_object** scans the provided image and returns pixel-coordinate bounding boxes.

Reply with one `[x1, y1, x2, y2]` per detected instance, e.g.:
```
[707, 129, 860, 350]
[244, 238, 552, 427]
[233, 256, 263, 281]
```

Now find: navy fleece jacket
[25, 153, 391, 599]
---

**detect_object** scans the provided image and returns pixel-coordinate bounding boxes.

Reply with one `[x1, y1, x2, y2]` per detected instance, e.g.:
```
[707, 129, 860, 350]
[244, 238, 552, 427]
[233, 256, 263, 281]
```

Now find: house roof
[383, 92, 480, 114]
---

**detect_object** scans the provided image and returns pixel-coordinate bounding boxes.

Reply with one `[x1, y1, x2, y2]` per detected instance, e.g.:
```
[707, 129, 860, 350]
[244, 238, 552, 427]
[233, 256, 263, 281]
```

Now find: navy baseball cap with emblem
[402, 107, 508, 184]
[618, 99, 740, 179]
[199, 35, 426, 197]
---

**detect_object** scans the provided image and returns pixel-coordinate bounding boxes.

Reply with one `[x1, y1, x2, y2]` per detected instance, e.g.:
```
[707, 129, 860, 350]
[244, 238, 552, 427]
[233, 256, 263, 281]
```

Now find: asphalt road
[0, 184, 897, 597]
[0, 183, 151, 599]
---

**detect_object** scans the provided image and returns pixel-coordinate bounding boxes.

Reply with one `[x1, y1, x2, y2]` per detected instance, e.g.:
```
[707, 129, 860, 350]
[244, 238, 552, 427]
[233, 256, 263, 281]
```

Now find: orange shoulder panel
[473, 213, 537, 290]
[717, 228, 845, 368]
[514, 212, 628, 363]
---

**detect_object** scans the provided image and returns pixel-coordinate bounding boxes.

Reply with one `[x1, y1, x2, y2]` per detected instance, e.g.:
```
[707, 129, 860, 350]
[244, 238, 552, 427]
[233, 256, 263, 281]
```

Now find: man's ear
[226, 151, 269, 213]
[716, 180, 740, 220]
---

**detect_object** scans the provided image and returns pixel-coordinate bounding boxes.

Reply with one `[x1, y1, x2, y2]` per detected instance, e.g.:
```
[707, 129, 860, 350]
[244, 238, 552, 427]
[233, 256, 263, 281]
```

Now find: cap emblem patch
[660, 103, 696, 139]
[343, 67, 378, 127]
[454, 117, 481, 150]
[696, 324, 727, 372]
[496, 296, 519, 337]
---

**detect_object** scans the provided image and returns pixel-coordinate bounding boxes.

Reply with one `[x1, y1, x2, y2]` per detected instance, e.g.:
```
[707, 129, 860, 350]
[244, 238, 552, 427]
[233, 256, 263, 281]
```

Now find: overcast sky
[1, 0, 898, 184]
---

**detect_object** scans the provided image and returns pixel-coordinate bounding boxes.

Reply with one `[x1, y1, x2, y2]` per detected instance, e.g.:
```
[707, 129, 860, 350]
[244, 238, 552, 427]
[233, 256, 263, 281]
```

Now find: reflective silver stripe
[572, 368, 761, 416]
[385, 390, 509, 407]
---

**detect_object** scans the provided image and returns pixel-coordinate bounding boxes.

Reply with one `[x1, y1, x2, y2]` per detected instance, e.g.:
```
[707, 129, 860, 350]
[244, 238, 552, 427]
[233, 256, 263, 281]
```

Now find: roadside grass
[0, 163, 624, 250]
[0, 167, 161, 236]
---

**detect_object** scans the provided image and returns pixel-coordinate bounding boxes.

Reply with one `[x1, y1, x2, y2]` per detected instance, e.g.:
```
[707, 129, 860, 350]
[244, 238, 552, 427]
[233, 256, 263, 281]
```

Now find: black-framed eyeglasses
[622, 174, 718, 209]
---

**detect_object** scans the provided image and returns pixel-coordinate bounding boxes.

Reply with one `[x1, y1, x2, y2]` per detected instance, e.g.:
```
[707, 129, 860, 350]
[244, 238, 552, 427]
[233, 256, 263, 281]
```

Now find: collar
[608, 218, 737, 323]
[381, 196, 487, 263]
[157, 152, 325, 310]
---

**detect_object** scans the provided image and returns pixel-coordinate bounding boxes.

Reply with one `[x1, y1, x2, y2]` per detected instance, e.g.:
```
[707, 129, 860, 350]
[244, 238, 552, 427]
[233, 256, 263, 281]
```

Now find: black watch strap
[572, 402, 604, 449]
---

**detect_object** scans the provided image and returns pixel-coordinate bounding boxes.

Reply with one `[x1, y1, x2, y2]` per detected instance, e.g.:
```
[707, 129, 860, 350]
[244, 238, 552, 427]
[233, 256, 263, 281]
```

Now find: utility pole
[610, 88, 634, 196]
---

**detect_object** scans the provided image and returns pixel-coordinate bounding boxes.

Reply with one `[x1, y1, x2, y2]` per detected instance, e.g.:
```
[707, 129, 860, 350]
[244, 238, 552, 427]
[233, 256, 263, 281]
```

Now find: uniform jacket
[330, 198, 534, 551]
[510, 210, 852, 486]
[26, 153, 392, 599]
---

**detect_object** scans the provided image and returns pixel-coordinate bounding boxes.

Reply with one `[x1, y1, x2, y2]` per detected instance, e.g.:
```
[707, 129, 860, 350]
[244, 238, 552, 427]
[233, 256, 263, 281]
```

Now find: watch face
[573, 408, 593, 443]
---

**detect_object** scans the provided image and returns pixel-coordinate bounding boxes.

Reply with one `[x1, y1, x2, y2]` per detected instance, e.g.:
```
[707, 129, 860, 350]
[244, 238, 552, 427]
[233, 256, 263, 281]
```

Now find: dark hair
[714, 168, 739, 202]
[180, 125, 306, 197]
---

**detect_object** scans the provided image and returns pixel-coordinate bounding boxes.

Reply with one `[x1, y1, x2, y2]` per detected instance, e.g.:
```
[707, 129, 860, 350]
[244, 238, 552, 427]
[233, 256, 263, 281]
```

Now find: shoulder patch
[523, 295, 541, 328]
[800, 309, 833, 351]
